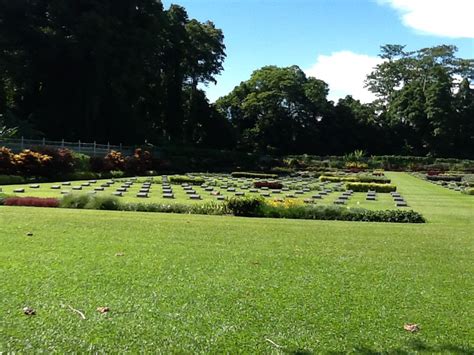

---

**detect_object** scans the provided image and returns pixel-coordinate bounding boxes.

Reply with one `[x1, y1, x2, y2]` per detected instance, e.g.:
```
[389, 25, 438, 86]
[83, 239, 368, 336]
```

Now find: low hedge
[346, 182, 397, 192]
[320, 175, 391, 184]
[6, 194, 424, 223]
[259, 204, 425, 223]
[168, 175, 205, 185]
[4, 196, 59, 207]
[426, 175, 463, 182]
[0, 175, 26, 185]
[254, 181, 283, 189]
[231, 172, 278, 179]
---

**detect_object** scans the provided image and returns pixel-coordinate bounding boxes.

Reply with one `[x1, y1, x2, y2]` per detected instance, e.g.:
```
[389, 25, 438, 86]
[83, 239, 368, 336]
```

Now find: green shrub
[84, 195, 121, 210]
[169, 175, 205, 185]
[60, 194, 93, 209]
[426, 175, 463, 182]
[189, 201, 230, 215]
[462, 188, 474, 195]
[65, 171, 101, 181]
[110, 170, 125, 178]
[121, 201, 227, 215]
[121, 202, 190, 213]
[0, 175, 25, 185]
[60, 194, 121, 210]
[226, 196, 264, 216]
[320, 175, 391, 183]
[346, 182, 397, 193]
[72, 152, 91, 172]
[231, 172, 278, 179]
[259, 204, 425, 223]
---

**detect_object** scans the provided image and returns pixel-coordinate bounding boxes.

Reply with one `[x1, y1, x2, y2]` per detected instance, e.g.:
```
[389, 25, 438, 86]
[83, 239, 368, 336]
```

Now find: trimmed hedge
[254, 181, 283, 189]
[346, 182, 397, 193]
[259, 204, 425, 223]
[4, 196, 59, 207]
[0, 175, 26, 185]
[320, 175, 391, 184]
[231, 172, 278, 179]
[168, 175, 205, 185]
[426, 175, 463, 182]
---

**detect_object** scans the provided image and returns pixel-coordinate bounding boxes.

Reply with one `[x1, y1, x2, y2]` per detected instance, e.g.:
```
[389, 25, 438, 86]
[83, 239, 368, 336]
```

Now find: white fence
[0, 137, 135, 156]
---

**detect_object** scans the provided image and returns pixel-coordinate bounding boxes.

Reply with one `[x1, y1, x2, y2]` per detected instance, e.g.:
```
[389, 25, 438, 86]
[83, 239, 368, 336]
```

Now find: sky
[162, 0, 474, 103]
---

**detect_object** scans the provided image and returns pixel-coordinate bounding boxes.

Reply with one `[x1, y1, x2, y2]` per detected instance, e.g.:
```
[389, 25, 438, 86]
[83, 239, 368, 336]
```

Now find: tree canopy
[0, 0, 472, 161]
[0, 0, 228, 146]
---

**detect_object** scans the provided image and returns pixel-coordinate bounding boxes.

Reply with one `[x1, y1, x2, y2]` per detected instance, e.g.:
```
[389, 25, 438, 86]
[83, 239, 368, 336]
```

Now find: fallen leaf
[404, 323, 420, 333]
[23, 307, 36, 315]
[97, 306, 110, 314]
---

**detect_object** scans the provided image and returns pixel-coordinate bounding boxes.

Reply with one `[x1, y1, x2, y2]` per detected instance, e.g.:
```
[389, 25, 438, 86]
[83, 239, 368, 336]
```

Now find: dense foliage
[217, 46, 473, 157]
[0, 0, 472, 158]
[0, 0, 231, 148]
[168, 175, 205, 185]
[51, 193, 426, 223]
[345, 182, 397, 193]
[231, 172, 278, 179]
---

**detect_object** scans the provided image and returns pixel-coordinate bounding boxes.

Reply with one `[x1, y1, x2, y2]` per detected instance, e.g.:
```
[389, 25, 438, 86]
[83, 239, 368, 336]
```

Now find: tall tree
[366, 44, 474, 157]
[216, 65, 329, 154]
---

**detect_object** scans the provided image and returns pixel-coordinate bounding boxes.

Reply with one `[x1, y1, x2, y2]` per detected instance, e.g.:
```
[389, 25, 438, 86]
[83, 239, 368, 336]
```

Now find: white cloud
[305, 51, 383, 103]
[379, 0, 474, 38]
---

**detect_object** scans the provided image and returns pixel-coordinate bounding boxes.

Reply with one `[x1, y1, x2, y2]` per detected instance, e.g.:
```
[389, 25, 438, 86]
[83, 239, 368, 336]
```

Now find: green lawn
[1, 175, 405, 210]
[0, 172, 473, 353]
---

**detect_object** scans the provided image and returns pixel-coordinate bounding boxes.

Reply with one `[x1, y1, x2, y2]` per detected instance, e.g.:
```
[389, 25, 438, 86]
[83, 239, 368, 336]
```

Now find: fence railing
[0, 137, 135, 156]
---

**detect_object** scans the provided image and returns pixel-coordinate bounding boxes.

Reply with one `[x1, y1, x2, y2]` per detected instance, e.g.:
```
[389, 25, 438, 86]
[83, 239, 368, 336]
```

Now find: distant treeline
[0, 2, 473, 158]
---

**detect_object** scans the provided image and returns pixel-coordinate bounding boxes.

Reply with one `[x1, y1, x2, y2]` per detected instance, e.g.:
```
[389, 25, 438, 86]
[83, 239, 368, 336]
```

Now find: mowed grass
[0, 173, 473, 353]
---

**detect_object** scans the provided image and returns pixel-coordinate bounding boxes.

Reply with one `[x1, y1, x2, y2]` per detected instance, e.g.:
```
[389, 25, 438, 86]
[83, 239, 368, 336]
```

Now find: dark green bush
[320, 175, 390, 183]
[84, 195, 121, 210]
[60, 194, 94, 209]
[346, 182, 397, 193]
[426, 175, 463, 182]
[0, 175, 26, 185]
[65, 171, 101, 181]
[168, 175, 205, 185]
[231, 172, 278, 179]
[258, 204, 425, 223]
[226, 196, 264, 216]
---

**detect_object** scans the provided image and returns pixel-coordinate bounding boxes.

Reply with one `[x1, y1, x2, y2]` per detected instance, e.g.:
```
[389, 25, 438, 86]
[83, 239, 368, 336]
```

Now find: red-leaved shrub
[0, 146, 15, 174]
[125, 148, 152, 174]
[5, 197, 59, 207]
[254, 181, 283, 189]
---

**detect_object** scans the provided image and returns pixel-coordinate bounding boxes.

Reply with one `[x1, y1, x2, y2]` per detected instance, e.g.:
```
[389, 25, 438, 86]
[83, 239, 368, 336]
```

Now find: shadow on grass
[284, 339, 474, 354]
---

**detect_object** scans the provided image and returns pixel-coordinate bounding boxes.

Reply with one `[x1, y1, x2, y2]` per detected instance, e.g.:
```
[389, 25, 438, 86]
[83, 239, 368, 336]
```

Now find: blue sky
[162, 0, 474, 102]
